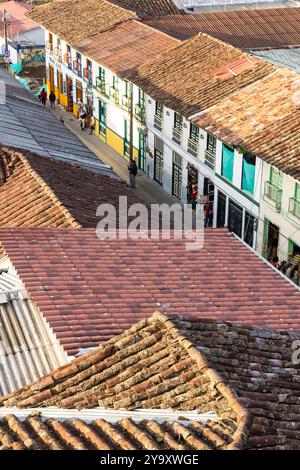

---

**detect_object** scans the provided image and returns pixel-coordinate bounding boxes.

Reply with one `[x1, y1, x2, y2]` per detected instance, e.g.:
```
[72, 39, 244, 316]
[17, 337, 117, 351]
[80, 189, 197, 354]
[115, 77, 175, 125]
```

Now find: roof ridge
[4, 149, 81, 229]
[151, 311, 251, 450]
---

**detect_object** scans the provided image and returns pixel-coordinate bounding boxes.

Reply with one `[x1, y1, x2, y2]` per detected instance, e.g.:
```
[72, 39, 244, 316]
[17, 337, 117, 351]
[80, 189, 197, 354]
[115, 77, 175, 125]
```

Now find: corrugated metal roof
[0, 69, 115, 177]
[0, 260, 69, 397]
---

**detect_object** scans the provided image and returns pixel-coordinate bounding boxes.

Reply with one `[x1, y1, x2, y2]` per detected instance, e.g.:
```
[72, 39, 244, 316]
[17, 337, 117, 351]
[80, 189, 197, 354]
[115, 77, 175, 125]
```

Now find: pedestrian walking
[191, 185, 198, 213]
[128, 159, 137, 189]
[89, 115, 95, 135]
[39, 88, 47, 106]
[79, 109, 87, 131]
[49, 91, 56, 110]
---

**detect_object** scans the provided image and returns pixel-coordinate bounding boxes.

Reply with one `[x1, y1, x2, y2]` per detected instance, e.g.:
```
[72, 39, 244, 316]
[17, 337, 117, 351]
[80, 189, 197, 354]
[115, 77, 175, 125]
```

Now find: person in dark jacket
[128, 159, 137, 189]
[49, 91, 56, 110]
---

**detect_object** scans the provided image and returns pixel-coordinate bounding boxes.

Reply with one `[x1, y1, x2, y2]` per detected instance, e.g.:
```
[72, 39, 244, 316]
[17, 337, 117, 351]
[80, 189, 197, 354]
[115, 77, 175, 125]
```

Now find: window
[172, 152, 182, 199]
[113, 76, 119, 90]
[155, 101, 164, 118]
[244, 212, 257, 248]
[138, 89, 145, 107]
[217, 191, 226, 228]
[188, 123, 200, 156]
[205, 134, 217, 168]
[174, 113, 183, 131]
[221, 144, 234, 182]
[99, 67, 105, 82]
[241, 152, 256, 194]
[206, 134, 216, 155]
[99, 100, 107, 137]
[289, 182, 300, 219]
[154, 101, 164, 130]
[124, 81, 129, 97]
[270, 167, 283, 188]
[189, 124, 199, 143]
[264, 166, 283, 211]
[228, 200, 243, 238]
[173, 113, 183, 144]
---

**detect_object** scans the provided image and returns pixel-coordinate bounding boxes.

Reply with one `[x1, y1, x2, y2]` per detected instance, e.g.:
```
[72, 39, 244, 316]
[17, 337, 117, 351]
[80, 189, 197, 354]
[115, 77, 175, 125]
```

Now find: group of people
[78, 102, 95, 135]
[39, 88, 56, 109]
[271, 255, 300, 286]
[190, 185, 213, 226]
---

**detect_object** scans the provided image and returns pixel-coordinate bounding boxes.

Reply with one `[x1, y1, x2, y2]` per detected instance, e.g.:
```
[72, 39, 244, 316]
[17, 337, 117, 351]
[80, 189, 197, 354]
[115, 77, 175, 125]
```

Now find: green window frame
[189, 123, 199, 143]
[99, 100, 107, 137]
[155, 101, 164, 118]
[270, 167, 283, 189]
[295, 182, 300, 201]
[124, 81, 129, 98]
[174, 112, 183, 131]
[241, 152, 256, 194]
[113, 75, 119, 91]
[221, 144, 234, 182]
[138, 89, 145, 107]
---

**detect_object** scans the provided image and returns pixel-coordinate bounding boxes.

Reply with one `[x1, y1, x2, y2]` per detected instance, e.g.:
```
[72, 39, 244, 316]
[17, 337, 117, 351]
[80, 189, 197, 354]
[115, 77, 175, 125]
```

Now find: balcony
[289, 197, 300, 219]
[154, 114, 163, 131]
[121, 95, 130, 111]
[134, 104, 145, 124]
[83, 68, 93, 85]
[73, 61, 82, 77]
[204, 149, 216, 169]
[172, 127, 182, 145]
[96, 77, 105, 95]
[187, 138, 199, 157]
[54, 47, 62, 62]
[109, 86, 119, 105]
[63, 53, 71, 68]
[264, 181, 282, 212]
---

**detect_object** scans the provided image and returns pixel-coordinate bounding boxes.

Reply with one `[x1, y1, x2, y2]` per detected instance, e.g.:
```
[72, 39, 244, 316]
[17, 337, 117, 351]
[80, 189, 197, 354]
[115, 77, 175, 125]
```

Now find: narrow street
[50, 104, 182, 207]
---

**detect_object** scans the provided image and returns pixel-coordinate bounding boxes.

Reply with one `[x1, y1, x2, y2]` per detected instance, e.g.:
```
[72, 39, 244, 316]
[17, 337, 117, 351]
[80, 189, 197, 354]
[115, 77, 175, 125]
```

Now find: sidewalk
[51, 104, 182, 207]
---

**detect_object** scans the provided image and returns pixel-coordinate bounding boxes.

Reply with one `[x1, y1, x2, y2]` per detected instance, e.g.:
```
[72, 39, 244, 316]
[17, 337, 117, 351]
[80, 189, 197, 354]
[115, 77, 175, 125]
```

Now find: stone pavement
[50, 104, 182, 207]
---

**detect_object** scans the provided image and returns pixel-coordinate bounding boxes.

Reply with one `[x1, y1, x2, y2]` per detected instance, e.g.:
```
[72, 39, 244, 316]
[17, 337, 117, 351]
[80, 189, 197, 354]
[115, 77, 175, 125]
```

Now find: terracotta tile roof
[109, 0, 181, 17]
[1, 312, 300, 449]
[0, 412, 235, 450]
[193, 67, 300, 180]
[127, 33, 275, 117]
[0, 228, 300, 355]
[74, 20, 179, 80]
[144, 8, 300, 49]
[0, 313, 249, 450]
[0, 1, 37, 37]
[0, 150, 146, 228]
[27, 0, 136, 43]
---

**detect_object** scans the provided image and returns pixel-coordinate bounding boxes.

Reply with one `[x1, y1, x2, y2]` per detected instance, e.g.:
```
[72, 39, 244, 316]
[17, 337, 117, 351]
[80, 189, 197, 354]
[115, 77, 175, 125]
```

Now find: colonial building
[126, 33, 274, 248]
[28, 0, 177, 166]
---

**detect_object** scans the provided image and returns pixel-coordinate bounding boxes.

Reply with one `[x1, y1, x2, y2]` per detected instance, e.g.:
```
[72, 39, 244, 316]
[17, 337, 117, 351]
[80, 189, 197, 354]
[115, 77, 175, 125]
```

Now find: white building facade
[45, 30, 146, 165]
[257, 162, 300, 262]
[144, 95, 262, 249]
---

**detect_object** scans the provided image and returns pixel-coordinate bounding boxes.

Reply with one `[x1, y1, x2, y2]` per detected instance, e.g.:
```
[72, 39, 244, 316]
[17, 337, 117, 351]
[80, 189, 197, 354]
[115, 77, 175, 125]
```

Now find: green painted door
[262, 218, 269, 259]
[138, 132, 145, 172]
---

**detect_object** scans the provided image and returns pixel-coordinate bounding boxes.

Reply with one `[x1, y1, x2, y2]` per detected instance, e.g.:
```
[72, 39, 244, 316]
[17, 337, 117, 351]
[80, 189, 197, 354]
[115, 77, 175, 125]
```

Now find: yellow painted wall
[46, 80, 50, 95]
[107, 128, 124, 157]
[54, 87, 59, 101]
[60, 93, 68, 107]
[95, 119, 100, 137]
[73, 103, 78, 118]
